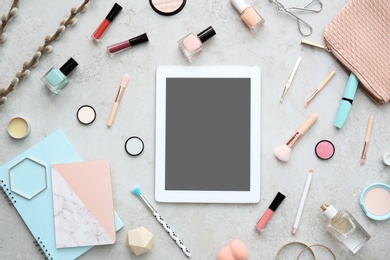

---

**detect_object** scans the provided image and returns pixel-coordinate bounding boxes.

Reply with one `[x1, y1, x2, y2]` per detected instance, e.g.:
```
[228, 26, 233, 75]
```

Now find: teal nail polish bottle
[41, 58, 78, 94]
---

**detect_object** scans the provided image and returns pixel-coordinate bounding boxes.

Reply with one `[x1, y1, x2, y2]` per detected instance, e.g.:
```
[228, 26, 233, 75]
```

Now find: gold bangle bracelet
[297, 243, 336, 260]
[276, 242, 316, 260]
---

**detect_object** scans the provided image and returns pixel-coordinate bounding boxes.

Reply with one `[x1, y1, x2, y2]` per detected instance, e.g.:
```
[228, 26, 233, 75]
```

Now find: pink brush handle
[297, 113, 318, 135]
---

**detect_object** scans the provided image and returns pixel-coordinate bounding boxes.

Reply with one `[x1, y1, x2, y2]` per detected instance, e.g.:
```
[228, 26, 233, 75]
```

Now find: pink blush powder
[315, 140, 335, 160]
[364, 188, 390, 216]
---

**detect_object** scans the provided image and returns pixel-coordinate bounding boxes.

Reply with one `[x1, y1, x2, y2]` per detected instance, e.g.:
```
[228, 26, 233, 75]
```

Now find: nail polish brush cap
[106, 3, 123, 22]
[130, 33, 149, 46]
[60, 58, 78, 76]
[197, 26, 216, 43]
[230, 0, 249, 13]
[269, 192, 286, 211]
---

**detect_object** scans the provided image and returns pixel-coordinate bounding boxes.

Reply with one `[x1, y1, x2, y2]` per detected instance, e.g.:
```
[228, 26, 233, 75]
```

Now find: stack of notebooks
[0, 130, 124, 260]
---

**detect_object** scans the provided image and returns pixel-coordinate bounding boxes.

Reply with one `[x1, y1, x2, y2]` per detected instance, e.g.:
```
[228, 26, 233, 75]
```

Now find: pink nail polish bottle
[178, 26, 216, 60]
[231, 0, 265, 32]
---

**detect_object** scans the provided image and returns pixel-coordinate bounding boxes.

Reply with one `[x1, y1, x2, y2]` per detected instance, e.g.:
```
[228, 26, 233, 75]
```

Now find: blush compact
[149, 0, 186, 16]
[315, 140, 335, 160]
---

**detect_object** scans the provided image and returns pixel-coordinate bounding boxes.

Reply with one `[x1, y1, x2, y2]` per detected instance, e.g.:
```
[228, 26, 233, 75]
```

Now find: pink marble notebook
[51, 160, 116, 248]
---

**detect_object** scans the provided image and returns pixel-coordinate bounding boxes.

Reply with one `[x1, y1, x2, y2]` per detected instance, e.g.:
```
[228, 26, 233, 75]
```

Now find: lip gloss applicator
[256, 192, 286, 232]
[92, 3, 122, 42]
[107, 33, 149, 55]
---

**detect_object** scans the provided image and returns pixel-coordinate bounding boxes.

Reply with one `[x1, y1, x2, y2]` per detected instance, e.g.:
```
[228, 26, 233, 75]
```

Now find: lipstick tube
[92, 3, 122, 42]
[107, 33, 149, 55]
[256, 192, 286, 232]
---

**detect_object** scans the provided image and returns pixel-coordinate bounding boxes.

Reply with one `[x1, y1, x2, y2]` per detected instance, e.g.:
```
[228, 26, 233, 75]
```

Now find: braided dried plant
[0, 0, 91, 105]
[0, 0, 20, 43]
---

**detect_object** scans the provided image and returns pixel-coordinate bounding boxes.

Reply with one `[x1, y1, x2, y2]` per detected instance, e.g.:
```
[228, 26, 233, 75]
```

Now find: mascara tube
[256, 192, 286, 232]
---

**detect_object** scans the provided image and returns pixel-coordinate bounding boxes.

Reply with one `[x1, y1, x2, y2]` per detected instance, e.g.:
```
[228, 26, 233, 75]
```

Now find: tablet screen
[165, 78, 251, 191]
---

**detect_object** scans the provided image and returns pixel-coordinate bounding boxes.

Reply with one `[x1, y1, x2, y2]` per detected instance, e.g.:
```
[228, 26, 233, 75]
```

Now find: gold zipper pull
[301, 40, 331, 52]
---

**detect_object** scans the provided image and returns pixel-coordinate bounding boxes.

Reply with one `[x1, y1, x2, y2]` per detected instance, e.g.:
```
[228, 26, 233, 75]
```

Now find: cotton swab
[360, 116, 374, 165]
[131, 186, 191, 258]
[292, 169, 314, 235]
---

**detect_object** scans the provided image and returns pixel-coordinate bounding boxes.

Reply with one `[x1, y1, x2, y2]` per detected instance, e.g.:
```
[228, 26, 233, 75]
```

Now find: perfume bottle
[41, 58, 78, 94]
[230, 0, 265, 32]
[321, 203, 371, 253]
[178, 26, 216, 60]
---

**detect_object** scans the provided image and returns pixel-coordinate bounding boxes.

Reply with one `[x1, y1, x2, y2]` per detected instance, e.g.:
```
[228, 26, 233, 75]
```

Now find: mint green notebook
[0, 130, 124, 260]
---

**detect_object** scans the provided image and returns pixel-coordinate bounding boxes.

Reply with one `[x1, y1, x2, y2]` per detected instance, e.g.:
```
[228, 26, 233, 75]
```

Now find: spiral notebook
[0, 130, 124, 260]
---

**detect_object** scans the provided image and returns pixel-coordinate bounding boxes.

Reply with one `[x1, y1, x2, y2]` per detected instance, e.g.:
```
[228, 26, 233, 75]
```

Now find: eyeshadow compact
[360, 183, 390, 221]
[77, 105, 96, 125]
[149, 0, 186, 16]
[315, 140, 335, 160]
[125, 136, 144, 156]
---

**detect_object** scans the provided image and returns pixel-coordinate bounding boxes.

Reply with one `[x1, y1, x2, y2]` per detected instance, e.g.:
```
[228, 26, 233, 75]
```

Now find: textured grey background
[1, 0, 389, 259]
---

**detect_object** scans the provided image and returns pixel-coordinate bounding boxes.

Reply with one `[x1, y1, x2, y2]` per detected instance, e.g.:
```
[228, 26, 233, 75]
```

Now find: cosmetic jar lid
[197, 26, 216, 43]
[383, 153, 390, 166]
[77, 105, 96, 125]
[149, 0, 186, 16]
[60, 58, 78, 76]
[125, 136, 144, 156]
[230, 0, 249, 14]
[269, 192, 286, 211]
[360, 183, 390, 221]
[106, 3, 123, 22]
[315, 140, 335, 160]
[7, 117, 31, 139]
[129, 33, 149, 46]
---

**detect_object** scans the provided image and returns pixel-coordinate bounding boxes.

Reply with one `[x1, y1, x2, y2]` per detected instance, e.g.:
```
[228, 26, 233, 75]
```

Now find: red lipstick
[92, 3, 122, 42]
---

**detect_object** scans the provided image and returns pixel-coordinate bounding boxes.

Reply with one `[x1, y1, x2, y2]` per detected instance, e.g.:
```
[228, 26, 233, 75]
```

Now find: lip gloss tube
[92, 3, 122, 42]
[256, 192, 286, 232]
[107, 33, 149, 55]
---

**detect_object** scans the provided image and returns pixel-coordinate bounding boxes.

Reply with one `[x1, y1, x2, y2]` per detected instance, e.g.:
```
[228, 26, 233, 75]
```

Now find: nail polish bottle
[41, 58, 78, 94]
[321, 203, 371, 253]
[107, 33, 149, 55]
[92, 3, 122, 42]
[230, 0, 265, 32]
[178, 26, 216, 60]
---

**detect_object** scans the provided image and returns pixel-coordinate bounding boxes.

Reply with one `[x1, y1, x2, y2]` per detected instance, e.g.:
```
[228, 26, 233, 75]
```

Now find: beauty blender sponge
[217, 239, 248, 260]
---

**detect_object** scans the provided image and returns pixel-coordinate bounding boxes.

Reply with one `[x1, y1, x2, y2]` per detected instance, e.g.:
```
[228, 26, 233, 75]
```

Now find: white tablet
[155, 66, 261, 203]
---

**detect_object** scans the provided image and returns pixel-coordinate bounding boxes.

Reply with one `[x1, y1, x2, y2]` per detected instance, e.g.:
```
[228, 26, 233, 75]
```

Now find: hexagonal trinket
[127, 226, 153, 256]
[9, 157, 47, 200]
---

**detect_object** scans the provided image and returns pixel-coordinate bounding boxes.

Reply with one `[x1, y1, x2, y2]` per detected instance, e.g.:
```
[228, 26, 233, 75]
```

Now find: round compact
[383, 153, 390, 166]
[125, 136, 144, 156]
[77, 105, 96, 125]
[7, 117, 31, 139]
[149, 0, 186, 16]
[360, 183, 390, 221]
[315, 140, 335, 160]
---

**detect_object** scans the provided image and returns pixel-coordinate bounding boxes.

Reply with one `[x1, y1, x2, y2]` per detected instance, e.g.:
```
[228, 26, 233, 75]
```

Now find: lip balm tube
[256, 192, 286, 232]
[92, 3, 122, 42]
[107, 33, 149, 55]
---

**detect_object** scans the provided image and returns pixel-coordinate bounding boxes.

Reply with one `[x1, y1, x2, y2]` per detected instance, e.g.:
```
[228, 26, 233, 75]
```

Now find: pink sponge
[217, 239, 248, 260]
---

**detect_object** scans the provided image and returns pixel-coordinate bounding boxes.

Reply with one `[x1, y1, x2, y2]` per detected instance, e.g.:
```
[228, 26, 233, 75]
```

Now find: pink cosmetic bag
[323, 0, 390, 104]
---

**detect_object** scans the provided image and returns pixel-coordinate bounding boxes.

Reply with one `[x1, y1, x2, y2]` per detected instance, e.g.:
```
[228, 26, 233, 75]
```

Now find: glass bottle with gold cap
[321, 203, 371, 253]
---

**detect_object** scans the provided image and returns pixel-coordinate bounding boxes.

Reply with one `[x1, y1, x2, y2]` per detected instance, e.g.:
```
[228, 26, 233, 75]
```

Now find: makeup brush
[274, 113, 318, 162]
[131, 186, 191, 258]
[360, 116, 374, 165]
